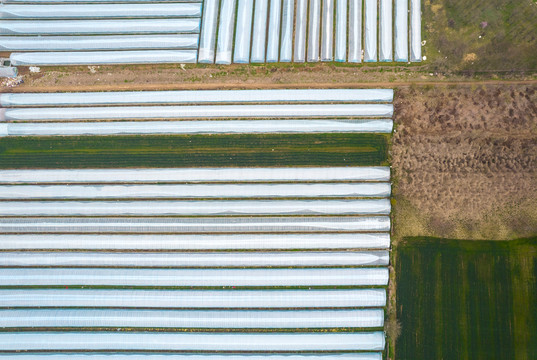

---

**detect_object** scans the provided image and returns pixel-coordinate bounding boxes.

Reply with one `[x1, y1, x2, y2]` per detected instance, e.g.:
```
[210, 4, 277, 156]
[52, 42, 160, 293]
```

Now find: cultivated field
[392, 85, 537, 241]
[396, 236, 537, 360]
[0, 133, 388, 168]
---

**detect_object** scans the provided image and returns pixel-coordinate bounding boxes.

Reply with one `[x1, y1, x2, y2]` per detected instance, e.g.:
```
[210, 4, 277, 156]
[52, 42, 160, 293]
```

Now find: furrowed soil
[396, 236, 537, 360]
[392, 85, 537, 241]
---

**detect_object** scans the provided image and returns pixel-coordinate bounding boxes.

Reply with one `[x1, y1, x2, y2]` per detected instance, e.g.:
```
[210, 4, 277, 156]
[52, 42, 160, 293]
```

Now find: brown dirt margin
[4, 80, 537, 93]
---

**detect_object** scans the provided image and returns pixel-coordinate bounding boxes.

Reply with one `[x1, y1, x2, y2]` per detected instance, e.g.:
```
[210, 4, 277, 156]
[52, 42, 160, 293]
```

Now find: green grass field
[0, 133, 388, 169]
[425, 0, 537, 72]
[396, 236, 537, 360]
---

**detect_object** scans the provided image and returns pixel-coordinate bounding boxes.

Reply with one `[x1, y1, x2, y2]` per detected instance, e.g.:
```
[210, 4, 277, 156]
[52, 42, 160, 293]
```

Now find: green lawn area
[425, 0, 537, 72]
[0, 133, 388, 168]
[396, 236, 537, 360]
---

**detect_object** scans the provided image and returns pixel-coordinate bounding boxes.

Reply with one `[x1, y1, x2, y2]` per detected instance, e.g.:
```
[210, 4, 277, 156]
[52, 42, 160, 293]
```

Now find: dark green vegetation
[0, 133, 388, 168]
[396, 236, 537, 360]
[425, 0, 537, 72]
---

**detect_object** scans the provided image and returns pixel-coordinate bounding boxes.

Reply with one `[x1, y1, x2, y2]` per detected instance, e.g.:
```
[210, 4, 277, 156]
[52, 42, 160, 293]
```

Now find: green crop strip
[395, 236, 537, 360]
[0, 133, 388, 169]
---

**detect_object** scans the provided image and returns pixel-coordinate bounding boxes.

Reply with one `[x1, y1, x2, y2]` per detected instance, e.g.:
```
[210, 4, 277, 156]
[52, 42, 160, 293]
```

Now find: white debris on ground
[1, 76, 24, 88]
[29, 66, 40, 73]
[88, 66, 99, 74]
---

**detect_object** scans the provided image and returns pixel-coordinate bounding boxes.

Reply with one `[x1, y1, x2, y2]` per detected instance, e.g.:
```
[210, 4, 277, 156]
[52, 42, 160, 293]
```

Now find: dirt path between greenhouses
[3, 79, 537, 93]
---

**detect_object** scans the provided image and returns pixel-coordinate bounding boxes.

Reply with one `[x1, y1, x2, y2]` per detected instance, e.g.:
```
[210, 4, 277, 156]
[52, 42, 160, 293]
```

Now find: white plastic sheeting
[279, 0, 293, 61]
[364, 0, 377, 62]
[0, 233, 391, 250]
[379, 0, 392, 61]
[266, 0, 281, 62]
[294, 0, 307, 62]
[0, 332, 386, 351]
[321, 0, 334, 61]
[0, 19, 200, 35]
[2, 0, 201, 2]
[0, 354, 383, 360]
[0, 309, 384, 328]
[0, 268, 390, 286]
[0, 251, 389, 267]
[0, 4, 202, 19]
[9, 50, 198, 66]
[0, 89, 394, 107]
[250, 0, 268, 63]
[348, 0, 362, 62]
[335, 0, 347, 62]
[198, 0, 219, 63]
[0, 166, 391, 183]
[0, 216, 391, 233]
[0, 199, 391, 216]
[394, 0, 408, 61]
[1, 104, 394, 121]
[214, 0, 236, 64]
[0, 35, 199, 51]
[0, 288, 387, 308]
[233, 0, 254, 63]
[0, 67, 17, 78]
[0, 199, 391, 217]
[2, 119, 394, 136]
[307, 0, 321, 62]
[410, 0, 421, 61]
[0, 183, 391, 199]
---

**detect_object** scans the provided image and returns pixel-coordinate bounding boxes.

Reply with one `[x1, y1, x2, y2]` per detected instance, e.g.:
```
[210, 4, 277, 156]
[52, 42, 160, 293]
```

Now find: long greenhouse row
[0, 0, 420, 65]
[0, 89, 394, 137]
[0, 1, 203, 66]
[0, 166, 390, 356]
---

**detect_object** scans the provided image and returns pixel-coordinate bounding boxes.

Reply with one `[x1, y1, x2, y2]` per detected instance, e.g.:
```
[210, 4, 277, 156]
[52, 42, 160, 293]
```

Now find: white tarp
[0, 19, 200, 35]
[9, 50, 198, 66]
[0, 354, 383, 360]
[3, 119, 393, 136]
[0, 268, 390, 286]
[0, 288, 387, 308]
[307, 0, 321, 62]
[266, 0, 282, 62]
[214, 0, 236, 64]
[335, 0, 347, 62]
[0, 199, 391, 216]
[233, 0, 254, 63]
[0, 166, 391, 183]
[1, 104, 394, 120]
[0, 309, 384, 328]
[0, 233, 392, 250]
[0, 35, 199, 51]
[321, 0, 334, 61]
[0, 89, 394, 106]
[0, 251, 390, 267]
[394, 0, 408, 61]
[0, 332, 386, 351]
[364, 0, 377, 62]
[0, 4, 202, 19]
[279, 0, 293, 61]
[379, 0, 392, 61]
[0, 216, 391, 233]
[294, 0, 307, 62]
[348, 0, 362, 62]
[410, 0, 421, 61]
[250, 0, 269, 63]
[0, 183, 392, 199]
[198, 0, 219, 63]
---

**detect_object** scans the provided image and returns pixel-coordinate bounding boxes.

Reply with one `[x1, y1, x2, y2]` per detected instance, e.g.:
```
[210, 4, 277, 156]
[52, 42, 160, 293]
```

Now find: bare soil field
[392, 85, 537, 240]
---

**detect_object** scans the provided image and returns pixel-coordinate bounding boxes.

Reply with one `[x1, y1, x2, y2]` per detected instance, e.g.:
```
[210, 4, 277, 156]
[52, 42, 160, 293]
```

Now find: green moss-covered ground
[395, 236, 537, 360]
